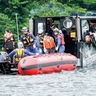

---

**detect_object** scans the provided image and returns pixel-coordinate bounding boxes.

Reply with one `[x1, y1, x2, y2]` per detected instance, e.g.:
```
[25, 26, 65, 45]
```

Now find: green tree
[0, 0, 32, 27]
[0, 0, 95, 44]
[30, 1, 87, 17]
[0, 13, 15, 37]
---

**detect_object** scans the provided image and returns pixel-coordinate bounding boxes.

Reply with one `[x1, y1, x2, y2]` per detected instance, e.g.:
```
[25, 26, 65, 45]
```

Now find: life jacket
[4, 32, 14, 49]
[40, 36, 44, 48]
[22, 34, 34, 46]
[4, 32, 14, 42]
[44, 36, 55, 49]
[14, 49, 25, 62]
[85, 35, 91, 42]
[58, 34, 65, 45]
[5, 40, 14, 50]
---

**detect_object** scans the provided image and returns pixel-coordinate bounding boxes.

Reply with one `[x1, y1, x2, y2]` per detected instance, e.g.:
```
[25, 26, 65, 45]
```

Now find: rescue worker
[53, 28, 65, 53]
[85, 34, 92, 43]
[20, 27, 38, 53]
[2, 29, 15, 54]
[90, 32, 96, 46]
[84, 31, 92, 43]
[8, 42, 38, 64]
[35, 29, 44, 54]
[43, 32, 55, 54]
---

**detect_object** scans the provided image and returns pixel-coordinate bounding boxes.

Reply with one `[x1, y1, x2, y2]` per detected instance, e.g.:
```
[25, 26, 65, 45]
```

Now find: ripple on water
[0, 66, 96, 96]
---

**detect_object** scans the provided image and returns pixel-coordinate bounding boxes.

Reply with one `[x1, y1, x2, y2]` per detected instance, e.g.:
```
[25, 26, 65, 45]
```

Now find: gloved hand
[44, 48, 48, 53]
[55, 47, 58, 51]
[33, 44, 36, 48]
[36, 53, 39, 55]
[39, 48, 42, 53]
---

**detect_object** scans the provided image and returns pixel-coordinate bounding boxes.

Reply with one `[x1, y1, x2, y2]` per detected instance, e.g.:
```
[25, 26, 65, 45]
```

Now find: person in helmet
[35, 29, 44, 54]
[20, 27, 38, 53]
[53, 28, 65, 53]
[43, 32, 55, 54]
[8, 41, 38, 63]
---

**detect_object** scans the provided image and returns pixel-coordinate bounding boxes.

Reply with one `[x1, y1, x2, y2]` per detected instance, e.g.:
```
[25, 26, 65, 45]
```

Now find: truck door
[60, 17, 78, 56]
[33, 17, 46, 36]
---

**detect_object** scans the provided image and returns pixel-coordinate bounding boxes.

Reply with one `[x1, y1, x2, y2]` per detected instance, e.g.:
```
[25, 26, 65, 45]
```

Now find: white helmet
[59, 30, 62, 34]
[53, 28, 59, 32]
[22, 27, 28, 31]
[18, 42, 24, 48]
[38, 29, 44, 34]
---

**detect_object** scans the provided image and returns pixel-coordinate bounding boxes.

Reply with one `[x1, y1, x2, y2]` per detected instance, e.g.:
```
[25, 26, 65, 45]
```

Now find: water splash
[82, 43, 96, 67]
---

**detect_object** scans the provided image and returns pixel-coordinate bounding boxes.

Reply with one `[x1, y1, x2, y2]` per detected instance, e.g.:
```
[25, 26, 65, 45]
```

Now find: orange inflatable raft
[18, 53, 77, 75]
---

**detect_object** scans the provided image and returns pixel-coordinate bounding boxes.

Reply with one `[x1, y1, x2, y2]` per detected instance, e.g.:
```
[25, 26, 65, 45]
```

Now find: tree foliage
[0, 0, 96, 44]
[0, 13, 15, 38]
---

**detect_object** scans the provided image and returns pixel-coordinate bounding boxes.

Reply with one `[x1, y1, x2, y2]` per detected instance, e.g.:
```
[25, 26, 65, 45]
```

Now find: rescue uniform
[20, 33, 38, 53]
[43, 35, 55, 53]
[8, 48, 36, 57]
[8, 48, 37, 64]
[55, 33, 65, 53]
[35, 36, 44, 54]
[3, 32, 15, 54]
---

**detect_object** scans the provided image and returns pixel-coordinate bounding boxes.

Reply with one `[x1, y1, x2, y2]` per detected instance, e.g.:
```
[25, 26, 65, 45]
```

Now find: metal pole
[76, 16, 83, 68]
[15, 13, 19, 42]
[29, 17, 33, 34]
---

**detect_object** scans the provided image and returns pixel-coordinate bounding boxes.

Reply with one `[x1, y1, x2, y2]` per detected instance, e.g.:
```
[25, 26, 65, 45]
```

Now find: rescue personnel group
[2, 26, 65, 63]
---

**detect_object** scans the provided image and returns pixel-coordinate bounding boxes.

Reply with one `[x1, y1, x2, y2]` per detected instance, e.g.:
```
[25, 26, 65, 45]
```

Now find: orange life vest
[4, 32, 14, 48]
[44, 36, 55, 49]
[4, 32, 14, 42]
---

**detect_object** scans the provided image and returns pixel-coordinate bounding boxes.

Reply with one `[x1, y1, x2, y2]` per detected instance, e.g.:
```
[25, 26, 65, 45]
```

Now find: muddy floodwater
[0, 65, 96, 96]
[0, 45, 96, 96]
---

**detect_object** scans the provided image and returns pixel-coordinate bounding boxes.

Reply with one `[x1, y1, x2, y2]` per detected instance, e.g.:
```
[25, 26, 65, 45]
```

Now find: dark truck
[29, 15, 96, 67]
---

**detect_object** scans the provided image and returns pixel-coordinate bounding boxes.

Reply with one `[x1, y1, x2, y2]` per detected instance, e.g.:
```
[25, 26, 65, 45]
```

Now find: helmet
[18, 42, 24, 48]
[59, 30, 62, 34]
[22, 27, 28, 31]
[45, 32, 49, 36]
[53, 28, 59, 32]
[38, 29, 44, 34]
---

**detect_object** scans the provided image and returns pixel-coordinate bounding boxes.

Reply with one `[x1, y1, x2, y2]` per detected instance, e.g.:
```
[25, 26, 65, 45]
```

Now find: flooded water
[0, 66, 96, 96]
[0, 44, 96, 96]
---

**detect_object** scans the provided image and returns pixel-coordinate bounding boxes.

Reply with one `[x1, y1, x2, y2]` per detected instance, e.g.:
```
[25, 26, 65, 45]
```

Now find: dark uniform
[2, 30, 15, 54]
[20, 33, 38, 53]
[35, 36, 44, 54]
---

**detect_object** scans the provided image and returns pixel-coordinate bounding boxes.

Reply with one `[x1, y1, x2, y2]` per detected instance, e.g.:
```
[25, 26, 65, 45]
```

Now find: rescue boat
[18, 53, 77, 75]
